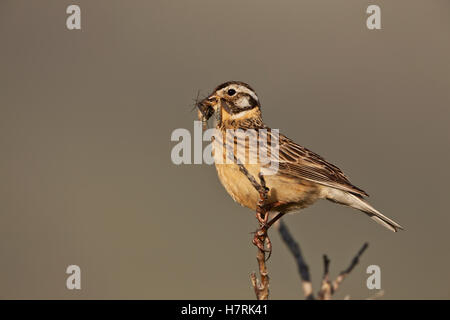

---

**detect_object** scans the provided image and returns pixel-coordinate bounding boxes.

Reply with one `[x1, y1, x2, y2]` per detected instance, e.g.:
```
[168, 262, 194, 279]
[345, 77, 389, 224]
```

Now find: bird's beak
[197, 94, 218, 121]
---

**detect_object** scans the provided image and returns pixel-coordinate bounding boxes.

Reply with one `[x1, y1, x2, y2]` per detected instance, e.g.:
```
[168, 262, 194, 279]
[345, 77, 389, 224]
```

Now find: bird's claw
[255, 209, 269, 226]
[252, 227, 272, 261]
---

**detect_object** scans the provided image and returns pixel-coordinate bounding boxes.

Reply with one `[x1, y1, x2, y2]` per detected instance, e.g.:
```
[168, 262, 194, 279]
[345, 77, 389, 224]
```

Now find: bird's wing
[274, 133, 369, 197]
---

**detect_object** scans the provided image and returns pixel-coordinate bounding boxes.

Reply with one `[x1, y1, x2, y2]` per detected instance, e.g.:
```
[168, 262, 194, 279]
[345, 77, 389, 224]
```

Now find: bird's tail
[326, 188, 404, 232]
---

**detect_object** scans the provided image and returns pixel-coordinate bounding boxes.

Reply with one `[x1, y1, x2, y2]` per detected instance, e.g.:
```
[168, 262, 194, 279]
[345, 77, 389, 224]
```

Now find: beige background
[0, 0, 449, 299]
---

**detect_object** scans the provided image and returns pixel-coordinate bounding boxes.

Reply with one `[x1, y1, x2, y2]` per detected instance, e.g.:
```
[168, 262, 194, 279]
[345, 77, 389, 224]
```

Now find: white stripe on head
[223, 84, 259, 101]
[240, 86, 259, 101]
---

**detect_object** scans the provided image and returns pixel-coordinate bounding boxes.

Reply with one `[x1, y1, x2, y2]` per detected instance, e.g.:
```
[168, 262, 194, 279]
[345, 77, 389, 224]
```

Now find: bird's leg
[252, 173, 277, 259]
[252, 209, 269, 253]
[253, 211, 286, 260]
[252, 174, 268, 251]
[240, 169, 281, 258]
[255, 202, 286, 228]
[252, 217, 269, 251]
[262, 211, 286, 260]
[253, 205, 286, 259]
[255, 208, 269, 226]
[267, 211, 287, 228]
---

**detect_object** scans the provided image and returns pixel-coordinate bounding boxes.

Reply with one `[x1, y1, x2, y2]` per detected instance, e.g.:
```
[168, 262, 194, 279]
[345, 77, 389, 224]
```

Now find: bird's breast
[214, 162, 323, 212]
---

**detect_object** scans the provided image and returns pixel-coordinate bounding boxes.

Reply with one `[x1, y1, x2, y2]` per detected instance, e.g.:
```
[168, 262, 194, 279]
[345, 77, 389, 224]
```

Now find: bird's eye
[227, 89, 236, 96]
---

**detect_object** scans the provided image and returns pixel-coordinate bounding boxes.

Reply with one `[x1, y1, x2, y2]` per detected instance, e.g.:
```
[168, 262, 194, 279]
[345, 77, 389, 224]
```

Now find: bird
[197, 81, 403, 233]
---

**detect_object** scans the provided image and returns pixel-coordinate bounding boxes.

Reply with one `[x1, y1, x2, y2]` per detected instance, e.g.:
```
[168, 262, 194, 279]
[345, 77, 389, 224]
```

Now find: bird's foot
[252, 227, 272, 261]
[255, 209, 269, 228]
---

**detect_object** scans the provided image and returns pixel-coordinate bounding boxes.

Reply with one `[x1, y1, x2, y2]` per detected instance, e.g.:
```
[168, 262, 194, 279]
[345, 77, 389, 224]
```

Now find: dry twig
[277, 220, 314, 299]
[278, 222, 369, 300]
[233, 161, 271, 300]
[317, 242, 369, 299]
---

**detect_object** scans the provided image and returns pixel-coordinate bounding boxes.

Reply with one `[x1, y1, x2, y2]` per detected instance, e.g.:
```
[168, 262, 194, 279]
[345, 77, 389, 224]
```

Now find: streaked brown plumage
[198, 81, 403, 232]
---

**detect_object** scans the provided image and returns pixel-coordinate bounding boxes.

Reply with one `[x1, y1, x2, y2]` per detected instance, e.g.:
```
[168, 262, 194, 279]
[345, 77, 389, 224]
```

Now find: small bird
[197, 81, 403, 232]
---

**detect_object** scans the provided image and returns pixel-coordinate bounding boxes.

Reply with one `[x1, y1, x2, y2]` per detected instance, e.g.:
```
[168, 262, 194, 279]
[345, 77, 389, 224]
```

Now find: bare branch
[331, 242, 368, 293]
[341, 242, 369, 275]
[318, 255, 333, 300]
[322, 254, 330, 278]
[318, 242, 369, 299]
[233, 160, 271, 300]
[277, 220, 314, 300]
[251, 242, 270, 300]
[249, 173, 271, 300]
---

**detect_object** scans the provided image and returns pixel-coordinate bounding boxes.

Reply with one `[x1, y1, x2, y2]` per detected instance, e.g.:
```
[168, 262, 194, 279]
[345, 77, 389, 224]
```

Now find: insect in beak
[197, 95, 220, 130]
[215, 100, 222, 127]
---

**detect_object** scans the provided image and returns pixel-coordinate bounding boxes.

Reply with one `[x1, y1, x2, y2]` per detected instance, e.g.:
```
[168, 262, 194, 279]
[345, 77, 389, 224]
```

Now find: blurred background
[0, 0, 449, 299]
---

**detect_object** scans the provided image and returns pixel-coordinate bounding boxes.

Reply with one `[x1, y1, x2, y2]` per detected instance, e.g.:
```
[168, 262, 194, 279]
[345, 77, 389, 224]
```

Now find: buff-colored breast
[215, 162, 324, 213]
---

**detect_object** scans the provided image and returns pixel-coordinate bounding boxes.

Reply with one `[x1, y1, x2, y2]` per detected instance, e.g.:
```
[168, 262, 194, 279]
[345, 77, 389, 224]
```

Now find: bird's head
[197, 81, 261, 124]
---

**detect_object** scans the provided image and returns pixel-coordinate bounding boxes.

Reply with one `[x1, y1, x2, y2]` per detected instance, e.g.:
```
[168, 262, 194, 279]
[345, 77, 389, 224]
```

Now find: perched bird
[197, 81, 403, 232]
